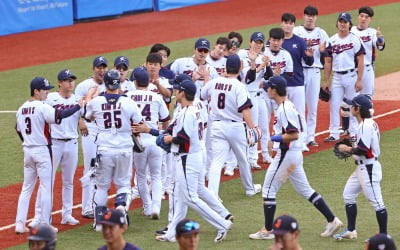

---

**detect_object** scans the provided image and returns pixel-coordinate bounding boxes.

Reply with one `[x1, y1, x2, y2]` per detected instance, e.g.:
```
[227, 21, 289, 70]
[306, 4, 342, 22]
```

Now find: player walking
[75, 56, 108, 219]
[84, 69, 143, 231]
[126, 68, 170, 219]
[323, 13, 365, 142]
[333, 95, 388, 240]
[249, 76, 342, 240]
[201, 54, 261, 197]
[293, 6, 330, 147]
[15, 77, 83, 233]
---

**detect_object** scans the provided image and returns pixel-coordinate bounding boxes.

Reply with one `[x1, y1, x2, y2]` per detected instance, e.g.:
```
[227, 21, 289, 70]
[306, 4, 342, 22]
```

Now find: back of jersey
[16, 100, 56, 147]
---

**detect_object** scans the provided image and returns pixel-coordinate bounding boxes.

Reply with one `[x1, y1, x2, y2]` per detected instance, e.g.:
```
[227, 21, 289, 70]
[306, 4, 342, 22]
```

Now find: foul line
[1, 108, 400, 232]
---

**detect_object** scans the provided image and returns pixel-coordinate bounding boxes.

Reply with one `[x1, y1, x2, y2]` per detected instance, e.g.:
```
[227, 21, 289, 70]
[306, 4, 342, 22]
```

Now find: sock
[376, 208, 388, 234]
[263, 198, 276, 231]
[342, 116, 349, 131]
[309, 192, 335, 222]
[345, 203, 357, 231]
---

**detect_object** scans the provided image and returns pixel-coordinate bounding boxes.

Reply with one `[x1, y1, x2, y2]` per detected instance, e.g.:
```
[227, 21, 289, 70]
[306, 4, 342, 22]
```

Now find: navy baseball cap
[226, 54, 241, 71]
[195, 38, 210, 50]
[57, 69, 77, 81]
[250, 32, 265, 42]
[338, 12, 352, 22]
[30, 77, 54, 91]
[133, 67, 149, 85]
[264, 75, 287, 92]
[176, 219, 200, 236]
[173, 79, 197, 96]
[98, 209, 126, 226]
[114, 56, 130, 68]
[272, 215, 299, 235]
[169, 73, 192, 85]
[366, 234, 397, 250]
[93, 56, 108, 67]
[343, 94, 373, 110]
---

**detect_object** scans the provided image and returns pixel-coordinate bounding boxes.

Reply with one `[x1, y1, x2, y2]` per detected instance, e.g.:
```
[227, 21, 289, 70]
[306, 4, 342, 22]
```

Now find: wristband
[271, 134, 283, 143]
[377, 36, 384, 44]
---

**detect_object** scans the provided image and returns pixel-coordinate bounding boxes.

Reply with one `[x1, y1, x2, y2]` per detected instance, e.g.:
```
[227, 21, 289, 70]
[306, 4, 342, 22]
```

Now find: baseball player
[175, 219, 200, 250]
[227, 31, 243, 56]
[27, 224, 57, 250]
[333, 95, 388, 241]
[293, 6, 330, 147]
[249, 76, 342, 240]
[340, 6, 386, 136]
[113, 56, 135, 94]
[83, 69, 143, 231]
[238, 31, 271, 168]
[206, 37, 231, 75]
[201, 54, 261, 197]
[323, 13, 365, 142]
[15, 77, 83, 234]
[75, 56, 108, 219]
[280, 13, 314, 151]
[155, 80, 232, 243]
[366, 234, 397, 250]
[126, 68, 170, 219]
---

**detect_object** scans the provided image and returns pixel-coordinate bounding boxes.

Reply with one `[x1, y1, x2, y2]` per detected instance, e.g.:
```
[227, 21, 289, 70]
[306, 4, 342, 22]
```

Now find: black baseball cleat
[155, 227, 168, 235]
[324, 136, 338, 142]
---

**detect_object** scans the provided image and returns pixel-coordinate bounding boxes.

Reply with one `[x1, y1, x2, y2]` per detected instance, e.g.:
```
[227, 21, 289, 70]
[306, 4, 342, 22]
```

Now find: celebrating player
[113, 56, 135, 94]
[333, 95, 388, 241]
[227, 31, 243, 56]
[249, 76, 342, 240]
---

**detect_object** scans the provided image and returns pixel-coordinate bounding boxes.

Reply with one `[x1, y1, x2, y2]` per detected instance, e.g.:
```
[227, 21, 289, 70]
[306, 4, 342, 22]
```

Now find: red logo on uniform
[274, 219, 282, 228]
[104, 211, 112, 220]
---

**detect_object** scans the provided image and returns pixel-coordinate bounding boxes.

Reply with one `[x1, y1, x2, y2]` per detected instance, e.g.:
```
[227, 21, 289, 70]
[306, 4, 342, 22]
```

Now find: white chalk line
[1, 107, 400, 231]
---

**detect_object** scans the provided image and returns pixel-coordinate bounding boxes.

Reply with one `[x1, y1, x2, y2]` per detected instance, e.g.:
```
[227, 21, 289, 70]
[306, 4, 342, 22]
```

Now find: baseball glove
[156, 134, 171, 153]
[333, 138, 353, 160]
[132, 134, 145, 153]
[319, 87, 331, 102]
[246, 126, 262, 147]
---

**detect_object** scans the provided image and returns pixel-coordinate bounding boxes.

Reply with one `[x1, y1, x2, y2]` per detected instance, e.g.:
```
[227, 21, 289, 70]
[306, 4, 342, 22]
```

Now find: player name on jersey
[214, 83, 232, 91]
[130, 94, 153, 102]
[21, 107, 35, 115]
[101, 102, 121, 111]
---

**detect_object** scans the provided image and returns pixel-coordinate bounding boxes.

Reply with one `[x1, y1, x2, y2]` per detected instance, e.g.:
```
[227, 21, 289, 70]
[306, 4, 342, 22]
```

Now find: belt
[53, 138, 74, 142]
[355, 157, 378, 165]
[303, 66, 322, 69]
[214, 120, 239, 122]
[173, 152, 180, 156]
[334, 69, 355, 75]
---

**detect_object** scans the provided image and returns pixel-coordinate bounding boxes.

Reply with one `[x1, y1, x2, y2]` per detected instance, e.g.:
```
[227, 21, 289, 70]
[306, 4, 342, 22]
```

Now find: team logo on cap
[341, 13, 347, 18]
[98, 56, 105, 62]
[44, 79, 50, 87]
[201, 40, 208, 45]
[119, 56, 126, 62]
[256, 32, 263, 38]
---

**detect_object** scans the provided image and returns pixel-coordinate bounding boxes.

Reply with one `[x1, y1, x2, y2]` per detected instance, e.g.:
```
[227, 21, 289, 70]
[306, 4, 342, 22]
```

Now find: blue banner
[123, 0, 153, 13]
[73, 0, 124, 20]
[0, 0, 73, 36]
[154, 0, 220, 11]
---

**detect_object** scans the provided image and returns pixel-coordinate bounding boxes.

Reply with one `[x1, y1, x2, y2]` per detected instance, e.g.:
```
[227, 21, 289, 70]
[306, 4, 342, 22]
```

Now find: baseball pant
[81, 133, 96, 215]
[304, 68, 321, 143]
[360, 64, 375, 96]
[287, 86, 307, 144]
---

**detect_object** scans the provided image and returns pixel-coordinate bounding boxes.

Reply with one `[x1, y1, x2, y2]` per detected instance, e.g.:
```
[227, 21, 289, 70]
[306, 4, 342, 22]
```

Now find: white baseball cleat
[214, 230, 228, 243]
[262, 155, 273, 164]
[250, 162, 262, 169]
[333, 228, 358, 240]
[155, 235, 176, 242]
[28, 219, 40, 228]
[61, 215, 80, 225]
[15, 221, 29, 234]
[223, 169, 234, 176]
[302, 144, 310, 152]
[320, 217, 343, 237]
[246, 184, 261, 196]
[249, 227, 275, 240]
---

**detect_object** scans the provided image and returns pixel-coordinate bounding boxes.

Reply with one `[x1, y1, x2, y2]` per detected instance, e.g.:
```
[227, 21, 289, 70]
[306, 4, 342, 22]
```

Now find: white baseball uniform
[294, 25, 330, 143]
[120, 79, 136, 94]
[326, 32, 365, 138]
[126, 89, 170, 217]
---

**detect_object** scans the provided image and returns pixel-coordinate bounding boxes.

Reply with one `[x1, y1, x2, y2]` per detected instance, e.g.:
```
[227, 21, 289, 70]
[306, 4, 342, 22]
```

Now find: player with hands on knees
[249, 75, 342, 240]
[333, 95, 389, 241]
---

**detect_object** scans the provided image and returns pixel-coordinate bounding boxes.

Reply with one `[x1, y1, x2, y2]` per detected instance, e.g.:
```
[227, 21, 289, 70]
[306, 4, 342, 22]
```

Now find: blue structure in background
[0, 0, 219, 36]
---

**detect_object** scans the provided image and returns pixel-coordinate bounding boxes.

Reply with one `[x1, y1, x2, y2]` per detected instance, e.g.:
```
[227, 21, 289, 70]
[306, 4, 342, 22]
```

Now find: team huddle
[14, 4, 391, 249]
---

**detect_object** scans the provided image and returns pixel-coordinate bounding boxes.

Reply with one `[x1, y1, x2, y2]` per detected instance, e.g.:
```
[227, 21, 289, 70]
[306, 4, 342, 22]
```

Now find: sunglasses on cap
[181, 221, 200, 233]
[197, 48, 209, 53]
[231, 40, 241, 48]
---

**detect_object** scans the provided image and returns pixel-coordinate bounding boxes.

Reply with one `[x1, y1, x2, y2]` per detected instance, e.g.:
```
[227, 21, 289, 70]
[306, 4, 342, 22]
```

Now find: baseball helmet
[27, 224, 57, 250]
[104, 69, 121, 90]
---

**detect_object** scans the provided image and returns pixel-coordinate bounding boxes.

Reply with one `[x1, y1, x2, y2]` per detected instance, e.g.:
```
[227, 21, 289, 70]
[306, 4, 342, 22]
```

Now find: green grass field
[2, 2, 400, 249]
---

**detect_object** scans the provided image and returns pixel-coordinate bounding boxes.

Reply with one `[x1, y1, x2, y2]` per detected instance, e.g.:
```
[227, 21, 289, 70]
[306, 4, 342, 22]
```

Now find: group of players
[14, 4, 389, 248]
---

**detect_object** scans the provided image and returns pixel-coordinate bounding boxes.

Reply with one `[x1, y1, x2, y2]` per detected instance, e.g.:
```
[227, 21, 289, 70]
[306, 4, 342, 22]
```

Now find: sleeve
[237, 85, 253, 112]
[355, 36, 366, 56]
[281, 106, 299, 134]
[42, 103, 58, 124]
[158, 98, 171, 122]
[170, 59, 180, 75]
[130, 100, 143, 124]
[354, 122, 373, 157]
[84, 100, 95, 120]
[199, 80, 210, 101]
[301, 39, 314, 66]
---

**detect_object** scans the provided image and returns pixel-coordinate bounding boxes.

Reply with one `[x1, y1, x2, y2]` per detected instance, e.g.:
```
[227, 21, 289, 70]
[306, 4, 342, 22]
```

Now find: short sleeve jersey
[351, 26, 379, 66]
[356, 118, 380, 159]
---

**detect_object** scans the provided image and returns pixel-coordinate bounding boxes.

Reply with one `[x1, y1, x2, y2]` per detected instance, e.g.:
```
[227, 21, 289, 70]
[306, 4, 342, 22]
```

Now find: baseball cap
[366, 234, 397, 250]
[93, 56, 108, 67]
[195, 38, 210, 50]
[114, 56, 130, 68]
[226, 54, 241, 71]
[30, 77, 54, 91]
[98, 209, 126, 226]
[133, 67, 149, 85]
[338, 12, 352, 22]
[27, 224, 57, 242]
[264, 75, 287, 93]
[272, 215, 299, 235]
[173, 79, 197, 96]
[176, 219, 200, 236]
[343, 94, 373, 110]
[57, 69, 77, 81]
[250, 32, 265, 42]
[169, 73, 192, 85]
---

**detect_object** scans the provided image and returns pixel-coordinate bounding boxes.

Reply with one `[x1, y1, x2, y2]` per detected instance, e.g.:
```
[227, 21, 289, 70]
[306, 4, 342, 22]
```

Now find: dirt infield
[1, 0, 399, 247]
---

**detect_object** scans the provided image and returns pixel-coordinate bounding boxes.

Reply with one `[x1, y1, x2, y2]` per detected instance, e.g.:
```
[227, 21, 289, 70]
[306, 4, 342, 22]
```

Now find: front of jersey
[16, 100, 57, 147]
[351, 26, 379, 65]
[264, 46, 294, 75]
[206, 54, 226, 76]
[273, 100, 303, 151]
[84, 94, 142, 148]
[237, 49, 265, 92]
[46, 92, 80, 139]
